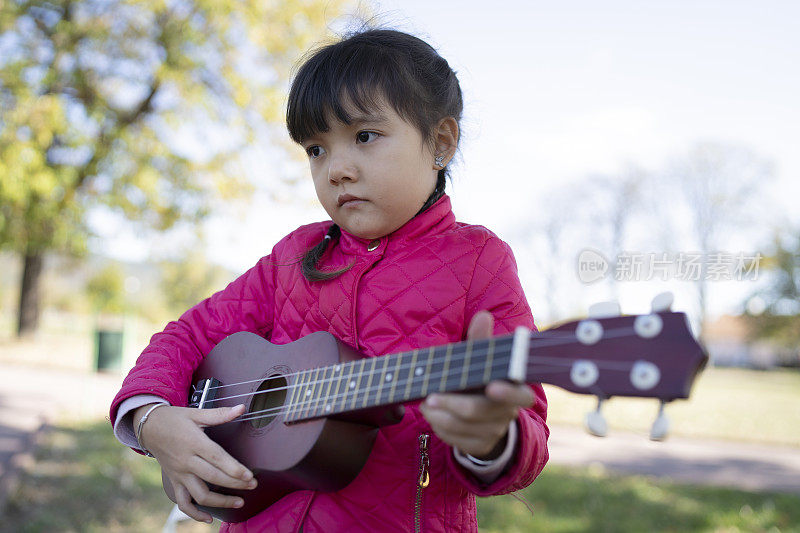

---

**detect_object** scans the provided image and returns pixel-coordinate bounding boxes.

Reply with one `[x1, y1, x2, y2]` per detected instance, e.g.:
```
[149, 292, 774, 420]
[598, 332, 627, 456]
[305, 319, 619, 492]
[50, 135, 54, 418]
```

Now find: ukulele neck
[283, 330, 529, 423]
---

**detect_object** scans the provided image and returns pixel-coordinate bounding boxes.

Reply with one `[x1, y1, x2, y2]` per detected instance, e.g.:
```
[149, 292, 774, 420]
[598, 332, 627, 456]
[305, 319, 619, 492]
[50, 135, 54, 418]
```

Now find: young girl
[111, 28, 549, 532]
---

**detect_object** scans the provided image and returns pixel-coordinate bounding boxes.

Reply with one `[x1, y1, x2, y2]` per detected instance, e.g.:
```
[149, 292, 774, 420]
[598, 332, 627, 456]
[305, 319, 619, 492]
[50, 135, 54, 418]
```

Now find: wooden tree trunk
[17, 252, 44, 338]
[697, 278, 708, 342]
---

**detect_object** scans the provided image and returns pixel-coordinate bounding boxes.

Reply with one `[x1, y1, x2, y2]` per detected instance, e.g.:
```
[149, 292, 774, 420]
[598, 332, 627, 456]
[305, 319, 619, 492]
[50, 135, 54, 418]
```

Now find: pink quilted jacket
[110, 195, 549, 532]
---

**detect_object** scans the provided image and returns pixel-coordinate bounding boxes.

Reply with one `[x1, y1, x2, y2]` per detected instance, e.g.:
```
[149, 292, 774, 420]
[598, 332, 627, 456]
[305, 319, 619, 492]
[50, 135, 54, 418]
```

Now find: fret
[362, 357, 377, 408]
[460, 339, 473, 390]
[421, 346, 435, 397]
[374, 354, 391, 405]
[286, 369, 306, 422]
[300, 370, 314, 419]
[352, 358, 367, 411]
[387, 352, 403, 404]
[483, 337, 495, 384]
[312, 366, 329, 418]
[292, 369, 308, 420]
[284, 371, 297, 421]
[321, 363, 337, 415]
[340, 360, 356, 412]
[497, 338, 515, 383]
[489, 338, 514, 384]
[469, 338, 497, 389]
[312, 366, 330, 416]
[287, 370, 306, 421]
[304, 367, 322, 419]
[404, 349, 419, 401]
[439, 343, 454, 393]
[301, 369, 315, 419]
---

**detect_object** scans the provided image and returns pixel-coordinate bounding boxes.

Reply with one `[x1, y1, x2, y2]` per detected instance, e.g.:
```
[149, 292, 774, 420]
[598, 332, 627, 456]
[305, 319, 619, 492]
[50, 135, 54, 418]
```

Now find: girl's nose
[327, 154, 358, 184]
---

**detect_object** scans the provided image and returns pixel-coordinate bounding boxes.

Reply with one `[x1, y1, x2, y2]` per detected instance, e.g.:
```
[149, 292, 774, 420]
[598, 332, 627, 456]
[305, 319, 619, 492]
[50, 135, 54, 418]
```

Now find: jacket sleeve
[109, 245, 282, 427]
[445, 234, 550, 496]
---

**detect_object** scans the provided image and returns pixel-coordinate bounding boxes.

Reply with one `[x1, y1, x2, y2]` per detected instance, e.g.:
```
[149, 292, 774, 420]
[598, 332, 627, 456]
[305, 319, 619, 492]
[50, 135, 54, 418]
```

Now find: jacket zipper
[350, 254, 380, 350]
[414, 433, 430, 533]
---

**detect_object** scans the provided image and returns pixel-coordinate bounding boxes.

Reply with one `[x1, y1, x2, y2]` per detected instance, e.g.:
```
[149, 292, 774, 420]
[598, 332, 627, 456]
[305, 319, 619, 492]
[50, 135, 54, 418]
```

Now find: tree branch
[120, 79, 160, 126]
[64, 77, 161, 205]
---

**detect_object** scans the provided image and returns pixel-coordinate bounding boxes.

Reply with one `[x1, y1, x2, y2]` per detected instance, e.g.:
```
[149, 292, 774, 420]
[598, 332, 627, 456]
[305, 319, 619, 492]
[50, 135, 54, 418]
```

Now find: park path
[1, 358, 800, 512]
[0, 359, 124, 510]
[548, 424, 800, 493]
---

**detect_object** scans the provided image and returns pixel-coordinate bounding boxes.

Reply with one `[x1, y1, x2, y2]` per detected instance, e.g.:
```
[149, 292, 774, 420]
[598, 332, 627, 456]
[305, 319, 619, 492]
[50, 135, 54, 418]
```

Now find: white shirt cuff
[113, 395, 170, 450]
[453, 420, 517, 484]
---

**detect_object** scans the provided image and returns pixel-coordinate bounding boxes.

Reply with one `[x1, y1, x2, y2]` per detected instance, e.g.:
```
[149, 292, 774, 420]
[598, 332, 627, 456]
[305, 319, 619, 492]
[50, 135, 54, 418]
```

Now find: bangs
[287, 38, 426, 144]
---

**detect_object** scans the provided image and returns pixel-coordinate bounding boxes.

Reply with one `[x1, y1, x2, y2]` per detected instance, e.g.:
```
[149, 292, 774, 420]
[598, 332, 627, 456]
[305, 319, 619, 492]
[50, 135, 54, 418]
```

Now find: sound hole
[249, 376, 287, 429]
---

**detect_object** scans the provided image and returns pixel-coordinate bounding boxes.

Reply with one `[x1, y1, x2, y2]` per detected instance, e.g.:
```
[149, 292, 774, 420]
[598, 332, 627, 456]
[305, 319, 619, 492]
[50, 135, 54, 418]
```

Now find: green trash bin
[95, 329, 124, 372]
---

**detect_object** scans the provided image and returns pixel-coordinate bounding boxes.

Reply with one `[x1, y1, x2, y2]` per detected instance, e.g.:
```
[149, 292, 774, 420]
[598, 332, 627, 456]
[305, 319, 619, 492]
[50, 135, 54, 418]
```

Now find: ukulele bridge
[189, 378, 221, 408]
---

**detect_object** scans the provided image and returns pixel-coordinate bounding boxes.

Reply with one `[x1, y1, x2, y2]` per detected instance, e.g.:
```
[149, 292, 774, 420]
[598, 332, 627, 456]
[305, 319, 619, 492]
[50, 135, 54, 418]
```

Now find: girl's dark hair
[288, 28, 464, 281]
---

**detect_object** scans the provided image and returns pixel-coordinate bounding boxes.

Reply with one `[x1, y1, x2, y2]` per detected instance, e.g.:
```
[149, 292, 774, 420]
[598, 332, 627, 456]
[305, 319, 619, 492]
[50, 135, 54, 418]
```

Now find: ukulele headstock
[530, 292, 707, 440]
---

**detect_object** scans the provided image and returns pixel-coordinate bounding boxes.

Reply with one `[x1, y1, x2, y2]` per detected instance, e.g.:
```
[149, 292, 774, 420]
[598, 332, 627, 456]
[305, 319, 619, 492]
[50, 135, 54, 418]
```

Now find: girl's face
[301, 100, 440, 240]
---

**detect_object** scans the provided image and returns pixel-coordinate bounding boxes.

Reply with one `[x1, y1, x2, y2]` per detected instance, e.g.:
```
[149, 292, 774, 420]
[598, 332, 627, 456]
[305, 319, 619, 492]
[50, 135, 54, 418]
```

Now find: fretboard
[283, 335, 516, 423]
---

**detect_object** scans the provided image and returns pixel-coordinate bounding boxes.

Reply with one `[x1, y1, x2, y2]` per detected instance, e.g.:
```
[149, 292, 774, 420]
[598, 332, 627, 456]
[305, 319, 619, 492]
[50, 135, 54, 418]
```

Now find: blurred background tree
[85, 262, 125, 315]
[159, 247, 231, 317]
[744, 228, 800, 352]
[0, 0, 353, 337]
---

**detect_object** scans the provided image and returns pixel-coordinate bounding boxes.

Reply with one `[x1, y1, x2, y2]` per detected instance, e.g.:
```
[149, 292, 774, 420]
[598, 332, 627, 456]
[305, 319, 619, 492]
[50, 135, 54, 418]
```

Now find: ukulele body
[162, 331, 404, 523]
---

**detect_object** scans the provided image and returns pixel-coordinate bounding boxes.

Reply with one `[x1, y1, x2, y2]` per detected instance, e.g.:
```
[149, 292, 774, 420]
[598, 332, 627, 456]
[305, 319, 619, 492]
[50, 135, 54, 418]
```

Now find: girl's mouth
[337, 194, 365, 206]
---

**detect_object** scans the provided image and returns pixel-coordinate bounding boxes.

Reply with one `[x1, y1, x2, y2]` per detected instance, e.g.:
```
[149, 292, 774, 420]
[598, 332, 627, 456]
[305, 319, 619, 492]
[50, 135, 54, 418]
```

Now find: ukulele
[162, 306, 707, 522]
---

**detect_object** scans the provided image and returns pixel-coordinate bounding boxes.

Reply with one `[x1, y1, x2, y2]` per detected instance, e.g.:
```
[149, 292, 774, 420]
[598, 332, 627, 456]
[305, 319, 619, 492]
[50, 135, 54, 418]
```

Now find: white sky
[99, 1, 800, 324]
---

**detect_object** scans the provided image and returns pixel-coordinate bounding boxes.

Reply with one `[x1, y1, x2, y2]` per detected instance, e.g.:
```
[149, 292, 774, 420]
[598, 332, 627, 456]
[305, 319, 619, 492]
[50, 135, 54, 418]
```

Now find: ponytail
[416, 170, 446, 216]
[301, 224, 350, 281]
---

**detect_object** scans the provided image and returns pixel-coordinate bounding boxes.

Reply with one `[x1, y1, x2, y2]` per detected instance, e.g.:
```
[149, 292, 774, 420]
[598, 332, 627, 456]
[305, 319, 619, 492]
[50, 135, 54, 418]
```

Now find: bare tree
[668, 142, 774, 335]
[518, 185, 594, 324]
[581, 163, 653, 299]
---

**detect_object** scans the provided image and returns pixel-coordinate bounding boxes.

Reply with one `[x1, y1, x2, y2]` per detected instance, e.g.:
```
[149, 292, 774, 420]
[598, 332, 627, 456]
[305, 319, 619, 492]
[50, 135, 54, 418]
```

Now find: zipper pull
[418, 434, 430, 488]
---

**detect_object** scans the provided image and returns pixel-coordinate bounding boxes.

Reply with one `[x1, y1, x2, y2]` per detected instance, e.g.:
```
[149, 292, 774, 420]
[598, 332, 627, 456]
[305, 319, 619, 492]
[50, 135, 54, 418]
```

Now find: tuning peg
[650, 292, 674, 313]
[585, 397, 608, 437]
[587, 301, 621, 319]
[649, 401, 670, 441]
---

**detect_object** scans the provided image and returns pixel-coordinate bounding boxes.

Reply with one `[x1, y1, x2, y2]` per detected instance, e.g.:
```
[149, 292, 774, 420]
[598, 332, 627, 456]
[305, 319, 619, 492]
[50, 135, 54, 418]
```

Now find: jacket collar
[337, 195, 456, 255]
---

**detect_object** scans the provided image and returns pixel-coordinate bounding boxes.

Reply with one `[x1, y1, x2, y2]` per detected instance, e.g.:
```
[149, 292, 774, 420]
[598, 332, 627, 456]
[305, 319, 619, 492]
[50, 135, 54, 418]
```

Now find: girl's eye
[356, 131, 378, 143]
[306, 145, 325, 158]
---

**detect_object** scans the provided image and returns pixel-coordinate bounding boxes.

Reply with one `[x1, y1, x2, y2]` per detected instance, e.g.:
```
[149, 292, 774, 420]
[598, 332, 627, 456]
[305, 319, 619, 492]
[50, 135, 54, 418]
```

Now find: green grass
[544, 366, 800, 447]
[2, 420, 213, 533]
[477, 464, 800, 532]
[4, 419, 800, 532]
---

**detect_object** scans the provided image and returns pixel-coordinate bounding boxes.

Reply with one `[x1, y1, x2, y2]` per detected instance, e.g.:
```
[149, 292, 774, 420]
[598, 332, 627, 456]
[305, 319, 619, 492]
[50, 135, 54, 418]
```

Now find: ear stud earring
[434, 155, 445, 168]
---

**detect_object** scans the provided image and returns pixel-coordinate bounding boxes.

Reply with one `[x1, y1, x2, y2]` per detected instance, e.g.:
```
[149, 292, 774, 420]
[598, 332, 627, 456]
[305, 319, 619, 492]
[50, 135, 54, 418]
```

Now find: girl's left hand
[419, 311, 536, 460]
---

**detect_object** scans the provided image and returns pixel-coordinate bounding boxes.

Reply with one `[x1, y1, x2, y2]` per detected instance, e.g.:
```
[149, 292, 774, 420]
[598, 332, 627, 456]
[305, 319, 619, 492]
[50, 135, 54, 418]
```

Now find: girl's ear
[433, 117, 459, 169]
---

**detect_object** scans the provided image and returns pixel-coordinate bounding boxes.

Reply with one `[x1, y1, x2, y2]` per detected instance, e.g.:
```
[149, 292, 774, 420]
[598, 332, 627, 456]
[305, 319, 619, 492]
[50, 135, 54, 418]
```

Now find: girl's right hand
[133, 403, 257, 523]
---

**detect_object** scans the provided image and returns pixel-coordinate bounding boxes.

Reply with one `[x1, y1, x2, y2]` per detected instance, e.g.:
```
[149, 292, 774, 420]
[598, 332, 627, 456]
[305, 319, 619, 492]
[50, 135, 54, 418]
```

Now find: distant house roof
[703, 314, 752, 343]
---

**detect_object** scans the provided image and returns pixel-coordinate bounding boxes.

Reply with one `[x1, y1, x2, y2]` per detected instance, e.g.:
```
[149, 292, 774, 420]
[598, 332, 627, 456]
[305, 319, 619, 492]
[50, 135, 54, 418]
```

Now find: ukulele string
[201, 325, 610, 393]
[234, 362, 584, 424]
[232, 322, 645, 423]
[199, 329, 576, 393]
[202, 327, 632, 401]
[219, 336, 508, 412]
[232, 354, 630, 423]
[232, 359, 571, 424]
[202, 337, 520, 400]
[206, 328, 636, 401]
[232, 353, 638, 425]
